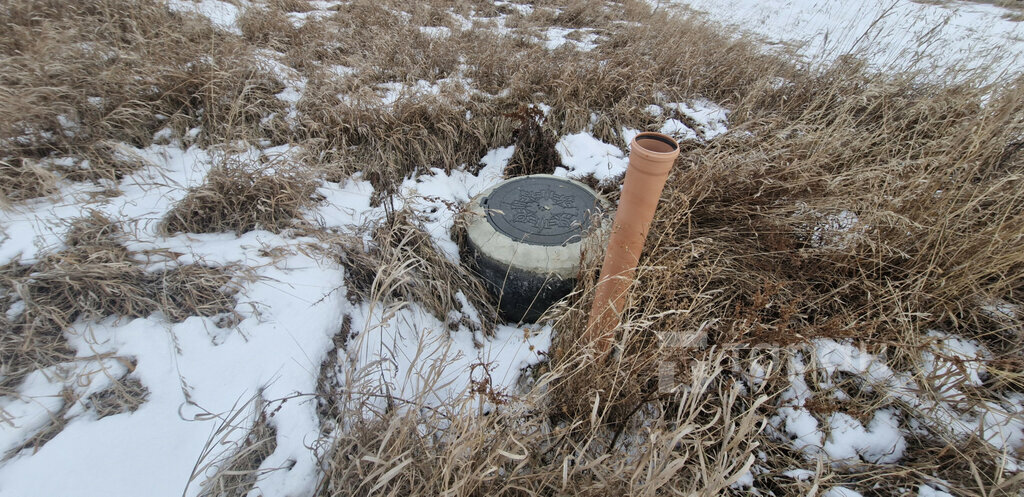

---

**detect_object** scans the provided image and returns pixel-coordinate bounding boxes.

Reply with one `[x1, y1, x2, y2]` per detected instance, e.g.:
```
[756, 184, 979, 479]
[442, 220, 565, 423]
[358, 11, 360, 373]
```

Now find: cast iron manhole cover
[482, 176, 600, 246]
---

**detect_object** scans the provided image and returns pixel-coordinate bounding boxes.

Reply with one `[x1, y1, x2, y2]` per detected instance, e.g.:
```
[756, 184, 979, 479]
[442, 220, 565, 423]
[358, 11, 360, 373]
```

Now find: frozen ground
[0, 49, 732, 497]
[672, 0, 1024, 81]
[2, 0, 1023, 496]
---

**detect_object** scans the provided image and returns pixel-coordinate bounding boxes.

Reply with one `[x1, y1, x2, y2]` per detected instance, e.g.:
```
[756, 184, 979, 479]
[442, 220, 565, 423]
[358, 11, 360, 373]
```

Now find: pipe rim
[631, 132, 679, 155]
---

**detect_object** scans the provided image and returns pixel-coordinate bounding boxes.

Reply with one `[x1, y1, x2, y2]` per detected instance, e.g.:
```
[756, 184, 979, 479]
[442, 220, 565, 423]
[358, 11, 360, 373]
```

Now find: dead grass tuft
[161, 157, 321, 235]
[198, 400, 279, 497]
[298, 86, 513, 199]
[335, 210, 499, 336]
[316, 347, 767, 495]
[268, 0, 314, 13]
[0, 158, 60, 206]
[504, 105, 564, 177]
[238, 7, 296, 50]
[86, 374, 149, 419]
[17, 242, 233, 331]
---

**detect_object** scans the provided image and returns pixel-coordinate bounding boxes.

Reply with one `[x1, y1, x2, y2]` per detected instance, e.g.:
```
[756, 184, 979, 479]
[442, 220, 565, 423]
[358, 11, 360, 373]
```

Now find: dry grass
[1, 0, 1023, 494]
[504, 105, 565, 177]
[297, 81, 512, 198]
[0, 158, 60, 206]
[280, 0, 787, 195]
[196, 398, 279, 497]
[161, 155, 321, 235]
[317, 357, 766, 495]
[0, 0, 286, 203]
[299, 0, 1021, 494]
[334, 209, 499, 336]
[86, 375, 149, 419]
[0, 213, 239, 391]
[914, 0, 1024, 21]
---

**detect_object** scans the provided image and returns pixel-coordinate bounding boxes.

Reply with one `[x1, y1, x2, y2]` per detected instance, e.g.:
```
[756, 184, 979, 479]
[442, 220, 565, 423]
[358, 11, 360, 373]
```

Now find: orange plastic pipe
[586, 132, 679, 354]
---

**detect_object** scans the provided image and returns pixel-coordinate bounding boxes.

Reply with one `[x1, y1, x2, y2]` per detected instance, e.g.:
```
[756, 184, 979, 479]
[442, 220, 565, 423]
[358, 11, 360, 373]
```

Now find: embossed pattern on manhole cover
[483, 176, 599, 246]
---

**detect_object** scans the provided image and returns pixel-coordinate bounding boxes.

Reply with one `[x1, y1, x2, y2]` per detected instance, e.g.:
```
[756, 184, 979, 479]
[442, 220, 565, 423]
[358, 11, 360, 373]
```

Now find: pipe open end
[633, 132, 678, 154]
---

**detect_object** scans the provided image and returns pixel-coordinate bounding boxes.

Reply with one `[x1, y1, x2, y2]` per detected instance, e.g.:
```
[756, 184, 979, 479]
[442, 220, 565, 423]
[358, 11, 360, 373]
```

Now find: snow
[919, 484, 955, 497]
[659, 119, 697, 140]
[346, 304, 551, 414]
[662, 100, 730, 140]
[555, 132, 629, 183]
[166, 0, 244, 35]
[980, 299, 1018, 320]
[0, 133, 550, 496]
[800, 208, 861, 248]
[673, 0, 1024, 80]
[770, 355, 824, 455]
[495, 0, 533, 16]
[744, 360, 768, 387]
[315, 175, 378, 230]
[552, 98, 732, 184]
[0, 359, 124, 456]
[920, 330, 989, 405]
[730, 467, 755, 489]
[762, 338, 1024, 473]
[544, 27, 599, 51]
[255, 50, 306, 123]
[4, 0, 1024, 494]
[419, 26, 452, 38]
[782, 468, 814, 481]
[823, 410, 906, 468]
[0, 140, 217, 264]
[286, 9, 335, 28]
[395, 146, 511, 261]
[326, 64, 357, 78]
[378, 80, 448, 106]
[823, 487, 863, 497]
[0, 230, 348, 497]
[641, 99, 731, 141]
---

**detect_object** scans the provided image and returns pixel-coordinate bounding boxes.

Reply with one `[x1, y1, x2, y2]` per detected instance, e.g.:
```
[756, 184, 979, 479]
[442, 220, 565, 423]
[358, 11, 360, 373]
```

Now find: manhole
[464, 175, 610, 323]
[483, 176, 600, 246]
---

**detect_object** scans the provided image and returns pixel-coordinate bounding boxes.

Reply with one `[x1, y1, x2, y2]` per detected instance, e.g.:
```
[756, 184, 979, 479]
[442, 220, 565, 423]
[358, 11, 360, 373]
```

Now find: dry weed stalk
[196, 397, 279, 497]
[314, 334, 766, 495]
[335, 209, 498, 336]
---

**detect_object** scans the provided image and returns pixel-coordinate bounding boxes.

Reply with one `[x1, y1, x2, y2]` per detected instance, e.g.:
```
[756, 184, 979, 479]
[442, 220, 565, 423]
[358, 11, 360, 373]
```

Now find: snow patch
[396, 146, 511, 261]
[674, 0, 1024, 81]
[823, 410, 906, 467]
[764, 338, 1024, 472]
[419, 26, 452, 38]
[822, 487, 863, 497]
[166, 0, 244, 35]
[544, 27, 599, 51]
[555, 132, 628, 184]
[662, 99, 730, 140]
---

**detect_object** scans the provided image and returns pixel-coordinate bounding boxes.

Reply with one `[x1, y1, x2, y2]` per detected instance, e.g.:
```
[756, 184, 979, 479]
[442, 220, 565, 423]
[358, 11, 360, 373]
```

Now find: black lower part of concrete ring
[471, 250, 574, 323]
